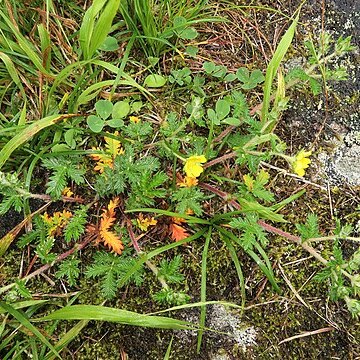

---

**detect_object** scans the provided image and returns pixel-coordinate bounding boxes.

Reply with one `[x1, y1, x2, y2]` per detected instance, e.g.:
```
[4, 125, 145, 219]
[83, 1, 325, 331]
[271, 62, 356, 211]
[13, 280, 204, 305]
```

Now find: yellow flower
[41, 210, 72, 236]
[183, 155, 207, 178]
[89, 131, 124, 173]
[292, 150, 312, 177]
[62, 187, 74, 197]
[136, 214, 157, 231]
[130, 116, 140, 123]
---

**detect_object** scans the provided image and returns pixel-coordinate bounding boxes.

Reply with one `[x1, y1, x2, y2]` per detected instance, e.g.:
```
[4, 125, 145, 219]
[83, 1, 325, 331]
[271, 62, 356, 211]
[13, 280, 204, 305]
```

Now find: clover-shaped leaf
[87, 115, 104, 133]
[95, 100, 113, 120]
[112, 101, 130, 119]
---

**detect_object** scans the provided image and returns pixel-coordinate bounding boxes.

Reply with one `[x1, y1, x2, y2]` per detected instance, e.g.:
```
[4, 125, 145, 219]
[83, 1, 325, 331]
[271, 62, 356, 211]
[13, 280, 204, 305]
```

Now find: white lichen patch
[173, 304, 257, 355]
[320, 131, 360, 186]
[207, 304, 257, 349]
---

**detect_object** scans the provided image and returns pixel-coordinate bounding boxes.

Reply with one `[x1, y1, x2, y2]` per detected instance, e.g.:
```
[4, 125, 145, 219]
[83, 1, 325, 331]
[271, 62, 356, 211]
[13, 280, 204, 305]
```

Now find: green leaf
[207, 108, 219, 125]
[0, 301, 61, 359]
[249, 69, 265, 84]
[95, 100, 113, 120]
[144, 74, 167, 88]
[56, 258, 80, 286]
[131, 101, 143, 112]
[158, 256, 185, 284]
[236, 67, 250, 82]
[222, 117, 241, 126]
[112, 101, 130, 118]
[295, 213, 320, 240]
[64, 129, 76, 148]
[212, 65, 227, 78]
[99, 36, 118, 51]
[215, 99, 231, 120]
[238, 198, 286, 223]
[173, 16, 187, 27]
[178, 27, 198, 40]
[261, 12, 299, 122]
[0, 114, 73, 170]
[203, 61, 215, 73]
[185, 46, 198, 57]
[107, 118, 124, 128]
[38, 305, 196, 330]
[224, 73, 237, 82]
[87, 115, 104, 133]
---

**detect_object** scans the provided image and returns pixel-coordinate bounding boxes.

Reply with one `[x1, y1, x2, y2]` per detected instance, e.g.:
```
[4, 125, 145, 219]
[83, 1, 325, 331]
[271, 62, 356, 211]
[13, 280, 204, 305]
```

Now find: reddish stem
[20, 235, 95, 283]
[200, 182, 328, 265]
[203, 151, 237, 169]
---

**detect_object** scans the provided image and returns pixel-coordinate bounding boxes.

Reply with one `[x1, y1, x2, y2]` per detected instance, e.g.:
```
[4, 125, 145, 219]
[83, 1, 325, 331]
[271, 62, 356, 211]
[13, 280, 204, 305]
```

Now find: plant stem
[200, 182, 329, 266]
[0, 235, 95, 295]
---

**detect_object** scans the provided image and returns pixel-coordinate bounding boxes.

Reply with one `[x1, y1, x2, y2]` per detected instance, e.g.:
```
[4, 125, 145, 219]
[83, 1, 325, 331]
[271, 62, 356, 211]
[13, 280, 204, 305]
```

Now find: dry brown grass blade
[278, 326, 334, 345]
[0, 202, 51, 256]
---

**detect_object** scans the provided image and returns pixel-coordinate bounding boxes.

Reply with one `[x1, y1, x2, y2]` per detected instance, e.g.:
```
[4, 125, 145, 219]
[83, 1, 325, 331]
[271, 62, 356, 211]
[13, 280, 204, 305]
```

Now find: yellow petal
[183, 155, 207, 178]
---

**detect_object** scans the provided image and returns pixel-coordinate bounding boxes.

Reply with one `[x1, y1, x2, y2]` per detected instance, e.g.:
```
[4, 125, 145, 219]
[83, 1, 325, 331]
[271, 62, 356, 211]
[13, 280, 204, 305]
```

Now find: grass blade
[79, 0, 120, 60]
[0, 10, 50, 75]
[261, 11, 300, 123]
[0, 114, 79, 169]
[218, 227, 281, 293]
[163, 336, 174, 360]
[37, 305, 196, 330]
[0, 301, 61, 359]
[197, 227, 212, 353]
[218, 228, 246, 309]
[0, 300, 48, 315]
[44, 320, 89, 360]
[0, 51, 26, 98]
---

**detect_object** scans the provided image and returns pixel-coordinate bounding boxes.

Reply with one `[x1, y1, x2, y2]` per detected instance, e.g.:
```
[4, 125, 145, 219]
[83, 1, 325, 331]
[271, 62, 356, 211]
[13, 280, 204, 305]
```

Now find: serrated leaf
[295, 213, 320, 240]
[243, 174, 254, 190]
[144, 74, 167, 88]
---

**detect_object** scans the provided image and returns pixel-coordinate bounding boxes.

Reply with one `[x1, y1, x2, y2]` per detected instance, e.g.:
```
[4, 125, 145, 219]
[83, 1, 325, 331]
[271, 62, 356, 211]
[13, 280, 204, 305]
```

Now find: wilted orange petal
[170, 223, 189, 242]
[100, 229, 124, 254]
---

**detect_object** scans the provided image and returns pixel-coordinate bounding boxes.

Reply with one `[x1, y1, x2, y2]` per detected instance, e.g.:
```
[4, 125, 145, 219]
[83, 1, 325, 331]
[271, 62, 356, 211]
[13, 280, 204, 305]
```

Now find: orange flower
[177, 175, 198, 188]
